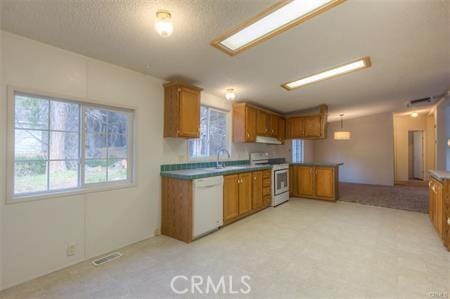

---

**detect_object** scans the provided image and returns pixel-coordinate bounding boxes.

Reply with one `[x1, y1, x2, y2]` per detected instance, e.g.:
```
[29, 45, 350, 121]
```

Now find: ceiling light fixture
[155, 10, 173, 37]
[282, 57, 371, 90]
[225, 89, 236, 101]
[334, 114, 351, 140]
[211, 0, 346, 56]
[411, 112, 419, 118]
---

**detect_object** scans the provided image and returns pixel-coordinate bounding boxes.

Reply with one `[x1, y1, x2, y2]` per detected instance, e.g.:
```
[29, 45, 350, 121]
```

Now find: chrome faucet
[216, 148, 231, 169]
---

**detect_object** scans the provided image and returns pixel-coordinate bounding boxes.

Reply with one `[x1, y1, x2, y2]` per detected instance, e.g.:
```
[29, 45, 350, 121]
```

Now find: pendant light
[334, 114, 351, 140]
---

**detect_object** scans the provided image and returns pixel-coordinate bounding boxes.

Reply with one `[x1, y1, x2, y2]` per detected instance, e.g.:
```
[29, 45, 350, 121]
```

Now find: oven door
[274, 168, 289, 196]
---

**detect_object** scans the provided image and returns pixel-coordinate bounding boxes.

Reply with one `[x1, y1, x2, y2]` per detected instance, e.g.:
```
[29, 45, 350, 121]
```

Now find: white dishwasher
[192, 176, 224, 239]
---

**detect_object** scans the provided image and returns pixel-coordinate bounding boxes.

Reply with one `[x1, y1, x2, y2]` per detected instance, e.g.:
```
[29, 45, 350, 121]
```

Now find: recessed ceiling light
[225, 89, 236, 101]
[211, 0, 346, 56]
[155, 10, 173, 37]
[282, 56, 372, 90]
[411, 112, 419, 118]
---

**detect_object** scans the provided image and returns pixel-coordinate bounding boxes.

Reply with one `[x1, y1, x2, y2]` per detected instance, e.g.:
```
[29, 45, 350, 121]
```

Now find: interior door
[315, 167, 335, 199]
[179, 87, 200, 137]
[245, 106, 257, 142]
[238, 173, 253, 215]
[252, 171, 264, 210]
[223, 175, 239, 222]
[413, 131, 424, 180]
[297, 166, 314, 196]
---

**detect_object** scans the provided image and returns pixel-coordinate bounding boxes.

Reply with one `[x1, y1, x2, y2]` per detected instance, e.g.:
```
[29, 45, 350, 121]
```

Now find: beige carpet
[339, 183, 428, 213]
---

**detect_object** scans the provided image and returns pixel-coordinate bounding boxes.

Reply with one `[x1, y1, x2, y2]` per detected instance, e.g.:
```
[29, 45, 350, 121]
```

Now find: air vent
[91, 252, 122, 266]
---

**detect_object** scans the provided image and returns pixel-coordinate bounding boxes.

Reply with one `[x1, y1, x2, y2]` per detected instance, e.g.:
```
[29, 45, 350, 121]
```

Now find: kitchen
[0, 1, 449, 298]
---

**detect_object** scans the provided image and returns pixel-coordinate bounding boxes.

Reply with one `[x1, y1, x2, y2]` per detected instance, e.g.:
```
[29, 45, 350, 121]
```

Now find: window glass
[12, 92, 133, 199]
[188, 106, 228, 159]
[292, 139, 304, 163]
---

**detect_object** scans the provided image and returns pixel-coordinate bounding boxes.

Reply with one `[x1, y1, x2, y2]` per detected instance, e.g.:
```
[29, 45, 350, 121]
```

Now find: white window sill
[6, 182, 137, 205]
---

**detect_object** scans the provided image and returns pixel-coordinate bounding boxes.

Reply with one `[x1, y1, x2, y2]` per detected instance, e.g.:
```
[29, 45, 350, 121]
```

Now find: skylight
[282, 57, 372, 90]
[211, 0, 346, 56]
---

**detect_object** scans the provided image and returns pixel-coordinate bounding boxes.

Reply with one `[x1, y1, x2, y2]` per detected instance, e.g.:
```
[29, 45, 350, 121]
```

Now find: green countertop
[160, 165, 272, 180]
[290, 162, 344, 167]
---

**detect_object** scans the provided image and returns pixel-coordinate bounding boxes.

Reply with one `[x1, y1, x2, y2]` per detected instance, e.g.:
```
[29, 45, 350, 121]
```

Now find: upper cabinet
[233, 103, 257, 142]
[163, 82, 202, 138]
[233, 103, 285, 143]
[286, 105, 328, 139]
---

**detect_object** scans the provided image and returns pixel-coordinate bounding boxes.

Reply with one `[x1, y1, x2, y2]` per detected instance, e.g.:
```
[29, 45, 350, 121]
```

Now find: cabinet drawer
[263, 187, 271, 196]
[263, 178, 271, 187]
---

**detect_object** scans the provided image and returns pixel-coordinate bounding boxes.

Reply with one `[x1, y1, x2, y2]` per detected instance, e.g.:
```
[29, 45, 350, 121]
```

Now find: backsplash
[160, 158, 286, 172]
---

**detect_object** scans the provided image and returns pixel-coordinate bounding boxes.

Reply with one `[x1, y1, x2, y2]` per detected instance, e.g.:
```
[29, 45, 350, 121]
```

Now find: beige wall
[0, 32, 293, 289]
[314, 112, 395, 186]
[435, 97, 449, 170]
[394, 114, 434, 181]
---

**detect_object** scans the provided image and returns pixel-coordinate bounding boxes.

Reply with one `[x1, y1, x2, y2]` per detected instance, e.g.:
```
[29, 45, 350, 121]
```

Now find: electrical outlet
[67, 244, 76, 257]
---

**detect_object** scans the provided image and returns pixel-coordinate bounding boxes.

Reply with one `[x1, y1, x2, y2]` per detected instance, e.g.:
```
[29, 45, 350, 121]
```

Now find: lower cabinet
[223, 170, 272, 224]
[290, 165, 338, 201]
[223, 175, 239, 222]
[252, 171, 264, 210]
[429, 177, 445, 238]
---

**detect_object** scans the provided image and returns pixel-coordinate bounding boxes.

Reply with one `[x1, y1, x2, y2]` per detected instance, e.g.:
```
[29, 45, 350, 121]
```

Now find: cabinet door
[436, 182, 443, 236]
[315, 167, 335, 199]
[278, 117, 286, 141]
[289, 166, 296, 196]
[256, 110, 268, 136]
[271, 115, 279, 137]
[297, 166, 314, 196]
[223, 175, 239, 222]
[304, 115, 322, 138]
[179, 87, 200, 137]
[429, 180, 435, 222]
[245, 106, 257, 142]
[238, 173, 253, 215]
[292, 117, 305, 138]
[252, 171, 264, 210]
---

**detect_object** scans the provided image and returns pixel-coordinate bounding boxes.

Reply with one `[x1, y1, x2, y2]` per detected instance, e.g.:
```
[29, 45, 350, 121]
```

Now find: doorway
[408, 130, 424, 180]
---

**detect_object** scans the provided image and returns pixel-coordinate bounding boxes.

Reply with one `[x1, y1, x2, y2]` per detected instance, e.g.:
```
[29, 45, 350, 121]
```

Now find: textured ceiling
[2, 0, 449, 120]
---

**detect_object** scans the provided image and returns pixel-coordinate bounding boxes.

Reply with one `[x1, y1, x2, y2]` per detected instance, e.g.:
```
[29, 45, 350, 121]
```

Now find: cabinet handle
[247, 132, 250, 138]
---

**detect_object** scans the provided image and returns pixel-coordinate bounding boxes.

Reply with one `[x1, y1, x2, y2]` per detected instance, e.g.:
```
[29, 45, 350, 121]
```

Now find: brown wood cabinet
[238, 173, 253, 215]
[252, 171, 264, 210]
[286, 115, 324, 139]
[223, 175, 239, 222]
[233, 103, 285, 143]
[162, 168, 273, 243]
[429, 177, 445, 239]
[428, 175, 450, 251]
[163, 82, 202, 138]
[223, 169, 272, 224]
[304, 115, 322, 138]
[233, 103, 257, 142]
[290, 164, 339, 201]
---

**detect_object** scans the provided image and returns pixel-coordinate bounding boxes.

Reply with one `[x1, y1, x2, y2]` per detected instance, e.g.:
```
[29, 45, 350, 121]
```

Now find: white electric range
[250, 153, 289, 206]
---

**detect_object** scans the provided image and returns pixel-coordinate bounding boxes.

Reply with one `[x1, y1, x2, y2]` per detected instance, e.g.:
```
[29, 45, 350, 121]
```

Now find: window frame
[6, 86, 136, 204]
[292, 139, 304, 163]
[187, 105, 230, 161]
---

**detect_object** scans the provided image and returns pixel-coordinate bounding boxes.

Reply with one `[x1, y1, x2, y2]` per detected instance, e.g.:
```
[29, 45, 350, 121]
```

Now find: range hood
[256, 136, 282, 145]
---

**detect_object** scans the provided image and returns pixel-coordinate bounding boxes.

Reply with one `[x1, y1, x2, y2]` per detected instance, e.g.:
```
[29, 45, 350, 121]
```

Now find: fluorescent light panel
[212, 0, 346, 55]
[282, 57, 371, 90]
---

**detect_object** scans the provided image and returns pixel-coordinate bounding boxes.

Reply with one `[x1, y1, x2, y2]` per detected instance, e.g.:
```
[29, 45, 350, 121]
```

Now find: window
[292, 139, 304, 163]
[11, 91, 134, 199]
[188, 106, 228, 158]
